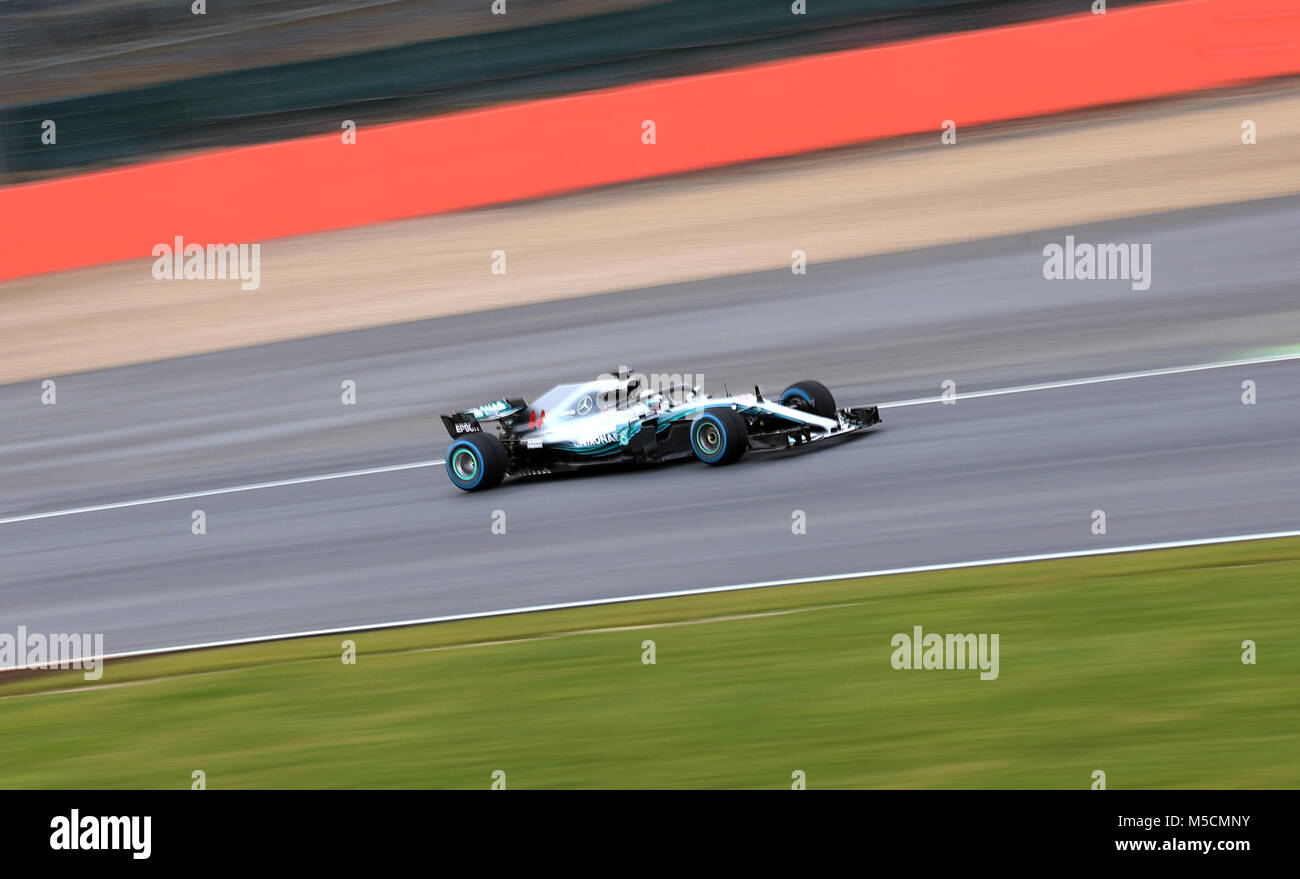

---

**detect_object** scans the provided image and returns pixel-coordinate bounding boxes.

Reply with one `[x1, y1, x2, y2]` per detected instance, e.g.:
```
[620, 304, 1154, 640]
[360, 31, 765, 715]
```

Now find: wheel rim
[452, 448, 479, 481]
[695, 421, 722, 455]
[784, 394, 811, 412]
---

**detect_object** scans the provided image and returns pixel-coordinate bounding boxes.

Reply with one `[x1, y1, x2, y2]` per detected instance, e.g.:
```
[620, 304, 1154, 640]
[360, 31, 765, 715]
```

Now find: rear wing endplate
[441, 398, 526, 438]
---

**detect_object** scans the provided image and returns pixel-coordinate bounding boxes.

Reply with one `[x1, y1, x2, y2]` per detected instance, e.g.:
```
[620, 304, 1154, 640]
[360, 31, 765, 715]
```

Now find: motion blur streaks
[2, 198, 1298, 654]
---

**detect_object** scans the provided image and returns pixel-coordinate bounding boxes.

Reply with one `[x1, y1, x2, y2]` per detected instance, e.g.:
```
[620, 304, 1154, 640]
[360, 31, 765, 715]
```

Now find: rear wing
[440, 398, 526, 438]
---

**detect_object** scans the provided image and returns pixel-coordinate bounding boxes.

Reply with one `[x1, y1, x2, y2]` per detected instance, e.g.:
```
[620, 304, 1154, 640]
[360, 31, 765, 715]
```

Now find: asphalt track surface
[2, 196, 1298, 655]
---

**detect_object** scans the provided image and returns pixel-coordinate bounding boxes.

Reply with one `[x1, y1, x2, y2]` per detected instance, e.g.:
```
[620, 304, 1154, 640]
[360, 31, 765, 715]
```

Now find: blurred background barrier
[0, 0, 1295, 282]
[0, 0, 1149, 178]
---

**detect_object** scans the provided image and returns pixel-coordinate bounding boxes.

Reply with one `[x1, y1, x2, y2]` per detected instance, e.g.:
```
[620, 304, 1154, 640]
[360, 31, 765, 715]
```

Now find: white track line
[0, 459, 445, 525]
[5, 529, 1299, 670]
[2, 352, 1297, 527]
[877, 352, 1300, 408]
[3, 603, 869, 697]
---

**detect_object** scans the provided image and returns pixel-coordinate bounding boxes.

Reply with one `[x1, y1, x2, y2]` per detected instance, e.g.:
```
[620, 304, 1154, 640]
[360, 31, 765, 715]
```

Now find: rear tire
[445, 432, 508, 491]
[690, 407, 748, 466]
[780, 380, 836, 418]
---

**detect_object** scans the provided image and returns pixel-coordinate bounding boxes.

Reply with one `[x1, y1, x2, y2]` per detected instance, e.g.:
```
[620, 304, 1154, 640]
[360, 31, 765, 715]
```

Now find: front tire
[445, 432, 508, 491]
[690, 407, 748, 466]
[779, 380, 836, 418]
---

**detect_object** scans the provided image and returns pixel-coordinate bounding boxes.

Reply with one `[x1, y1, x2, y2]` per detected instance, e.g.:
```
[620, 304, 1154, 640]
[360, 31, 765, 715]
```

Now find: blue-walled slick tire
[779, 380, 836, 418]
[445, 432, 508, 491]
[690, 407, 748, 466]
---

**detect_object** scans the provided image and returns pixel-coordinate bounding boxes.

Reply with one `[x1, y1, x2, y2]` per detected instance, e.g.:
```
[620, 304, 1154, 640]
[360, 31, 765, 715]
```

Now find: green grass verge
[3, 538, 1298, 789]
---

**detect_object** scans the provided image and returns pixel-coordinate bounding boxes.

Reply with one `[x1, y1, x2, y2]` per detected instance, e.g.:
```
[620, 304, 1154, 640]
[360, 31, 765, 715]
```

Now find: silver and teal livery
[440, 370, 880, 491]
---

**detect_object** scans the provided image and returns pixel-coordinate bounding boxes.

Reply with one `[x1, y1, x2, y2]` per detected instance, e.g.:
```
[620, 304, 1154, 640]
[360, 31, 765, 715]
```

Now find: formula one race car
[440, 370, 881, 491]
